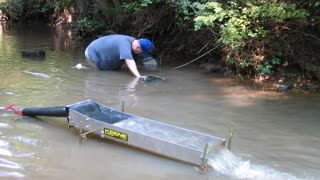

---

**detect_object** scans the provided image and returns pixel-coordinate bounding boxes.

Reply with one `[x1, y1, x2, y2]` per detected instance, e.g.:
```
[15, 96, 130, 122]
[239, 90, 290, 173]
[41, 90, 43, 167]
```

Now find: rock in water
[21, 50, 45, 60]
[142, 57, 158, 67]
[142, 75, 166, 84]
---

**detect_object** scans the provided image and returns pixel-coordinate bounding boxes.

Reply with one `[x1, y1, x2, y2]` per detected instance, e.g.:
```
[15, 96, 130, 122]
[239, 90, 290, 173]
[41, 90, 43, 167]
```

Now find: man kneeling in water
[85, 34, 154, 78]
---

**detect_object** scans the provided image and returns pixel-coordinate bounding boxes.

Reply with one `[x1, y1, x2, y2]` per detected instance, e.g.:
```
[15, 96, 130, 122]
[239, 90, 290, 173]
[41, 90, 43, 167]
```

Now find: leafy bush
[256, 57, 281, 74]
[193, 0, 308, 76]
[0, 0, 73, 22]
[122, 0, 311, 77]
[76, 17, 110, 38]
[0, 0, 24, 21]
[194, 1, 308, 48]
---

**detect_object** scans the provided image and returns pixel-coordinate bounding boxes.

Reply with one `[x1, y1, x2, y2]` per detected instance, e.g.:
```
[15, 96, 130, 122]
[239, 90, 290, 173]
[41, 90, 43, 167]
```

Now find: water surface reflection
[0, 24, 320, 180]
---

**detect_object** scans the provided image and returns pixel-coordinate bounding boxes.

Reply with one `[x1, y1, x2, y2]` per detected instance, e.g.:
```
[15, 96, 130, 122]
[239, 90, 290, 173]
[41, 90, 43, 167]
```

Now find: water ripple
[0, 129, 40, 179]
[0, 158, 23, 169]
[11, 136, 38, 146]
[0, 171, 25, 178]
[0, 112, 12, 117]
[13, 152, 37, 158]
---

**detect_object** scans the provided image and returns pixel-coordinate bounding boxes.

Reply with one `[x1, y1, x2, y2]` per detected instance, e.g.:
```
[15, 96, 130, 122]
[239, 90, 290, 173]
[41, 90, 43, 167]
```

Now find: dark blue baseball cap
[139, 39, 154, 58]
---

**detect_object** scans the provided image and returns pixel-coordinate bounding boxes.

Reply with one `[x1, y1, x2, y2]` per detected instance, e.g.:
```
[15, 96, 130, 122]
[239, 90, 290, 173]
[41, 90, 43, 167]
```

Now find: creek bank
[199, 62, 320, 94]
[252, 77, 320, 94]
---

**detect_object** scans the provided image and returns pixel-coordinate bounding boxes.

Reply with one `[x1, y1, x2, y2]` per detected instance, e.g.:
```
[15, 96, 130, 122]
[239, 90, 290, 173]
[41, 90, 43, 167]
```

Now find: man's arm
[124, 59, 143, 78]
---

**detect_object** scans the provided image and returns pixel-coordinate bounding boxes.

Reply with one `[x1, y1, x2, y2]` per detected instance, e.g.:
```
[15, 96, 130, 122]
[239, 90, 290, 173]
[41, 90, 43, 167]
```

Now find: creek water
[0, 23, 320, 180]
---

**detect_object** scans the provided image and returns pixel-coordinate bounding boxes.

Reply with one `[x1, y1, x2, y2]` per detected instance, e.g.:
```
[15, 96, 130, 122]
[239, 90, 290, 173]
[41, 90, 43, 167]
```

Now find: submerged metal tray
[67, 100, 225, 169]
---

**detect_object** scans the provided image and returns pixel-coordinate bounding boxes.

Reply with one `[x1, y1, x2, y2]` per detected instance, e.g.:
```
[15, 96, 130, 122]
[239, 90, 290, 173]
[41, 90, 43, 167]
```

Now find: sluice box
[67, 100, 226, 170]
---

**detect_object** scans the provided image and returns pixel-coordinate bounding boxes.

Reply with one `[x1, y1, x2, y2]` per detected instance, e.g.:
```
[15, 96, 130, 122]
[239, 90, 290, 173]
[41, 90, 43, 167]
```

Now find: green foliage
[0, 0, 74, 22]
[226, 57, 236, 65]
[285, 73, 298, 78]
[122, 0, 313, 78]
[174, 1, 204, 26]
[0, 0, 24, 20]
[239, 61, 251, 68]
[271, 57, 281, 66]
[257, 62, 272, 74]
[122, 0, 203, 26]
[194, 0, 309, 49]
[256, 57, 281, 74]
[77, 17, 107, 38]
[308, 0, 320, 23]
[190, 0, 310, 77]
[122, 0, 164, 10]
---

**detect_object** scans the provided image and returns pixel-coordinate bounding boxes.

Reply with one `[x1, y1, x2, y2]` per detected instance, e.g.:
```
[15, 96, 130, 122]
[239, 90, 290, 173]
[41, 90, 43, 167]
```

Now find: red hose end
[4, 104, 23, 115]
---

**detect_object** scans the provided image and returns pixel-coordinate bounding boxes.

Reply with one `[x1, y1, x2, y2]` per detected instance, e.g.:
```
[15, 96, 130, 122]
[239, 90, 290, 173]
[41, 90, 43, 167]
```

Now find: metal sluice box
[67, 100, 226, 171]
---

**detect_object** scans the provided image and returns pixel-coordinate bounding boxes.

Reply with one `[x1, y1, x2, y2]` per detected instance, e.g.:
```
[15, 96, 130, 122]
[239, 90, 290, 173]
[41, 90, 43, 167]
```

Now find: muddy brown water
[0, 23, 320, 180]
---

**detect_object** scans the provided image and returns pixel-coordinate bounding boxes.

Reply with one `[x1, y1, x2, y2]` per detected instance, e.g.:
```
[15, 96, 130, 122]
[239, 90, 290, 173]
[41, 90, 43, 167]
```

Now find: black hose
[21, 106, 68, 117]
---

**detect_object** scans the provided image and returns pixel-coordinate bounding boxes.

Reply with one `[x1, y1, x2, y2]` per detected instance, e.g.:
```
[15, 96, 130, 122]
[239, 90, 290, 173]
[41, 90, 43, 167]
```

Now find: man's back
[86, 35, 135, 70]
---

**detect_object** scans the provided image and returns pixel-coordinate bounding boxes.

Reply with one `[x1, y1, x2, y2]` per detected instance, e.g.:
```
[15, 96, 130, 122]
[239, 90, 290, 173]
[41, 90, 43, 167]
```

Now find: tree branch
[172, 45, 219, 70]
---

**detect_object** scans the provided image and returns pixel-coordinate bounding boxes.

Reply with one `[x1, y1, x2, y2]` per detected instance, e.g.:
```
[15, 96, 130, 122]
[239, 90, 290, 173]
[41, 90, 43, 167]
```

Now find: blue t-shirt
[86, 35, 135, 70]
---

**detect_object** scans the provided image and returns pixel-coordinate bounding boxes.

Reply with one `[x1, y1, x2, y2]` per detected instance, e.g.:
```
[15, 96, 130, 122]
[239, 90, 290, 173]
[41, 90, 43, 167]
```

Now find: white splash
[0, 158, 23, 169]
[208, 148, 306, 180]
[72, 63, 89, 70]
[0, 171, 25, 178]
[0, 148, 12, 157]
[0, 140, 9, 147]
[3, 92, 14, 95]
[0, 123, 9, 128]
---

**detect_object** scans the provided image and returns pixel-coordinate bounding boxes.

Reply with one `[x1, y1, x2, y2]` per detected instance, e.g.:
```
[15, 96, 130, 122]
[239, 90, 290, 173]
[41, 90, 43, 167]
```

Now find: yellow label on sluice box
[104, 128, 128, 141]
